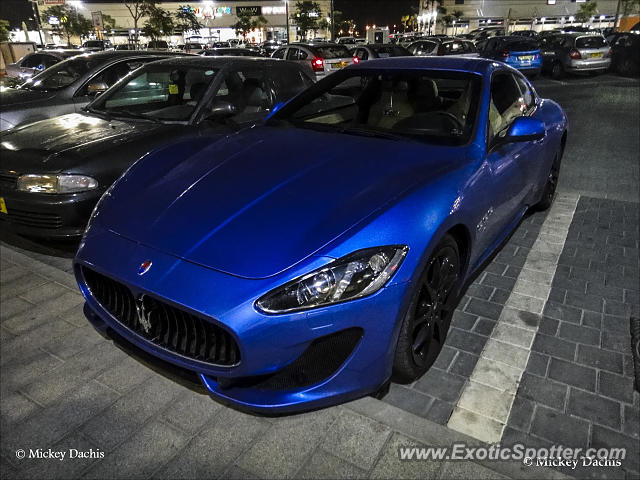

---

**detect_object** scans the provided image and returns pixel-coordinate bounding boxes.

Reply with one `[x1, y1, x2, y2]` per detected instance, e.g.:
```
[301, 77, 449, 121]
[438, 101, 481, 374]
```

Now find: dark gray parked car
[0, 51, 185, 131]
[4, 49, 79, 81]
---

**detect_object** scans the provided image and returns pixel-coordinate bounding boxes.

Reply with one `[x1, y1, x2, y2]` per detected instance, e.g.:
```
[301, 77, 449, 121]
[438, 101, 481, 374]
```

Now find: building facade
[20, 0, 333, 46]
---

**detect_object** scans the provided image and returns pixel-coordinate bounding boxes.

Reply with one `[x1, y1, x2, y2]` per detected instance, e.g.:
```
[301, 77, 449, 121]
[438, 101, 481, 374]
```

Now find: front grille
[0, 207, 63, 229]
[82, 267, 240, 366]
[0, 172, 18, 190]
[218, 327, 363, 391]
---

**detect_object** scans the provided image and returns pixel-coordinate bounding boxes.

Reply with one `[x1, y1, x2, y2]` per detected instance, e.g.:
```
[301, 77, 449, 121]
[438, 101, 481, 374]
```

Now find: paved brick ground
[505, 197, 640, 479]
[382, 210, 548, 424]
[0, 247, 566, 480]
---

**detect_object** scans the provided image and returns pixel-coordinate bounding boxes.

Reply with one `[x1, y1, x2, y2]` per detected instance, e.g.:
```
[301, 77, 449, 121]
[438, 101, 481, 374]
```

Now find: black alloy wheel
[536, 153, 561, 210]
[393, 235, 461, 383]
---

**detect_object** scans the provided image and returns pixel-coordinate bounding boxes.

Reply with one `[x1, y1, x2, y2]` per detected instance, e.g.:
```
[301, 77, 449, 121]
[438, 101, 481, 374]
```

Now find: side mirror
[204, 101, 237, 121]
[495, 117, 545, 147]
[87, 82, 109, 96]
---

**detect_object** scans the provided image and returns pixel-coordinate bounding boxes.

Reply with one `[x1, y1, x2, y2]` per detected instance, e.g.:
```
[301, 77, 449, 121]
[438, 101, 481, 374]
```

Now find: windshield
[91, 64, 218, 121]
[576, 36, 607, 48]
[20, 55, 96, 91]
[372, 45, 411, 57]
[84, 41, 103, 47]
[313, 45, 351, 59]
[269, 70, 480, 146]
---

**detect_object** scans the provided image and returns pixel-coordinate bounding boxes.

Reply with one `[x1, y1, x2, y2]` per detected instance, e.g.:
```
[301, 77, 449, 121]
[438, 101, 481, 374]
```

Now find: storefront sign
[237, 6, 261, 16]
[91, 11, 103, 29]
[262, 6, 286, 15]
[194, 5, 231, 18]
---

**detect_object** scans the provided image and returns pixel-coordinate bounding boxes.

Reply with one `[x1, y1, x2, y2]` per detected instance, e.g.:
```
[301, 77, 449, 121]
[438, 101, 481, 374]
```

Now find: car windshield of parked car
[312, 45, 351, 58]
[20, 56, 96, 91]
[270, 70, 480, 145]
[90, 64, 218, 121]
[372, 45, 411, 57]
[576, 36, 607, 48]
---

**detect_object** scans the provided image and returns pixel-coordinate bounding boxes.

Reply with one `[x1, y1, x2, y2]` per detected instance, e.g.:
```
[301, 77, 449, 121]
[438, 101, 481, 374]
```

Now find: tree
[621, 0, 640, 15]
[42, 5, 93, 46]
[101, 13, 117, 31]
[142, 5, 175, 40]
[175, 5, 202, 35]
[233, 10, 268, 41]
[0, 19, 9, 42]
[123, 0, 155, 44]
[294, 1, 321, 40]
[576, 1, 598, 23]
[328, 10, 355, 36]
[401, 14, 417, 32]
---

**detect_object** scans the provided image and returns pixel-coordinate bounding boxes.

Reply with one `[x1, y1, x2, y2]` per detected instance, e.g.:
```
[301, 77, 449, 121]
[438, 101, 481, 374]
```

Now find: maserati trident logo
[137, 260, 152, 276]
[135, 294, 153, 333]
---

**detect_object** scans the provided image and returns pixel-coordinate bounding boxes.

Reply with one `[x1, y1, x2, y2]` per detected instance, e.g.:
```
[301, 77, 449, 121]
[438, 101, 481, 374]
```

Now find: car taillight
[353, 56, 359, 63]
[569, 49, 581, 59]
[312, 58, 324, 71]
[501, 50, 510, 58]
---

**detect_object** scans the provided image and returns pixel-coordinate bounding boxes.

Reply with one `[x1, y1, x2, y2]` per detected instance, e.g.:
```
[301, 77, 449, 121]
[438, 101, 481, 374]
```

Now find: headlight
[256, 246, 408, 314]
[17, 174, 98, 194]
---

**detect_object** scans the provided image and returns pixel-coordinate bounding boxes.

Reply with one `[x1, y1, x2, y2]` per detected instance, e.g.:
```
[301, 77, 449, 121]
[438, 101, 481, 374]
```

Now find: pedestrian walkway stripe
[447, 192, 580, 443]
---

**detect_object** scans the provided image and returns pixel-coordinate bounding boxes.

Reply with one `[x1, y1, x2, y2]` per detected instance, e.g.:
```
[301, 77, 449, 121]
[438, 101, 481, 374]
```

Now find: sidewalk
[0, 245, 569, 480]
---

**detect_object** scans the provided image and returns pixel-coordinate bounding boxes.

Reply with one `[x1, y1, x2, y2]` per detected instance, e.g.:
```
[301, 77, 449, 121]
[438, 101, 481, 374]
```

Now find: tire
[536, 153, 561, 211]
[551, 61, 564, 80]
[392, 234, 461, 383]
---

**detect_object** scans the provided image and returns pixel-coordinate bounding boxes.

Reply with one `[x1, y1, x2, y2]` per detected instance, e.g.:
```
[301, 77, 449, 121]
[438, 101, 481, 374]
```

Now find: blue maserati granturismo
[74, 57, 567, 413]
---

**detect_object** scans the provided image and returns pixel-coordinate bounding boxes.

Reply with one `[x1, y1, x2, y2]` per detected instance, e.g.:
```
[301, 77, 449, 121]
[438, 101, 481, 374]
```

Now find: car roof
[67, 50, 185, 61]
[145, 56, 298, 68]
[349, 56, 496, 74]
[40, 49, 79, 57]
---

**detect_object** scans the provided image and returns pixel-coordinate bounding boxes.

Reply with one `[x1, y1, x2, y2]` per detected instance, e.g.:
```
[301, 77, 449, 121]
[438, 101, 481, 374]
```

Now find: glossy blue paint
[75, 57, 568, 413]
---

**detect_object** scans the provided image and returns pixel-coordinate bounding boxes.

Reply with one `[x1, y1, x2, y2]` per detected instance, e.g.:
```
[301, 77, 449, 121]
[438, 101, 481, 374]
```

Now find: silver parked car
[407, 38, 478, 58]
[272, 43, 354, 80]
[543, 33, 611, 78]
[0, 51, 184, 131]
[4, 50, 79, 81]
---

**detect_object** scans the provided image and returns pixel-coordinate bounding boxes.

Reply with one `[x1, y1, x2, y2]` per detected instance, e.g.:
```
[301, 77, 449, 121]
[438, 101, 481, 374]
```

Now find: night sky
[335, 0, 417, 31]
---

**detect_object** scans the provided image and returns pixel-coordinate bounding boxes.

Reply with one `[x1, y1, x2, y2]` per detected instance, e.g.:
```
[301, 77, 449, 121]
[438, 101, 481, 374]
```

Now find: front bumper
[0, 188, 102, 239]
[75, 228, 410, 413]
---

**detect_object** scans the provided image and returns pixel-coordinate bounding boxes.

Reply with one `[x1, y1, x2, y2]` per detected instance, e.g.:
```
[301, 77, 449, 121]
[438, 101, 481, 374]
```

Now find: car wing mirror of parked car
[492, 117, 545, 149]
[87, 82, 109, 96]
[203, 101, 238, 122]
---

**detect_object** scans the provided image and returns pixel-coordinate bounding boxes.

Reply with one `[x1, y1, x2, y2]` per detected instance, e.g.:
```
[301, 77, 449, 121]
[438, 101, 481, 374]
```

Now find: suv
[542, 33, 611, 78]
[272, 43, 354, 79]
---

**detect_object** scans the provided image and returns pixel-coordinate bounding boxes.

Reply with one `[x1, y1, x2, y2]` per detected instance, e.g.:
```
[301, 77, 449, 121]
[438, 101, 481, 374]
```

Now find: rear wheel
[551, 61, 564, 79]
[392, 235, 461, 383]
[536, 153, 561, 210]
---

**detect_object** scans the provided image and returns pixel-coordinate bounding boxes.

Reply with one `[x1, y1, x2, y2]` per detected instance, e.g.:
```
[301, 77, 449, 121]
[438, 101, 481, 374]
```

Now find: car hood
[0, 113, 163, 173]
[101, 127, 465, 279]
[0, 87, 57, 109]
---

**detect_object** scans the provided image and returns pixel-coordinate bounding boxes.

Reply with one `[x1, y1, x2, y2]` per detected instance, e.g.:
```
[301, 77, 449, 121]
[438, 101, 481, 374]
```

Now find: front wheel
[392, 235, 461, 383]
[536, 154, 561, 211]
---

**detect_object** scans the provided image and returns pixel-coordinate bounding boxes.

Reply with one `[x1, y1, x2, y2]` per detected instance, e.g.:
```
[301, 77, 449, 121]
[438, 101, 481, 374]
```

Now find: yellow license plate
[590, 52, 603, 58]
[520, 55, 534, 61]
[0, 197, 7, 214]
[333, 61, 347, 69]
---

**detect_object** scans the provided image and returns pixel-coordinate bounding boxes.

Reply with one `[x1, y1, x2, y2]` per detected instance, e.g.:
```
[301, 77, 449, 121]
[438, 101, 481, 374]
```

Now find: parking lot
[1, 71, 638, 480]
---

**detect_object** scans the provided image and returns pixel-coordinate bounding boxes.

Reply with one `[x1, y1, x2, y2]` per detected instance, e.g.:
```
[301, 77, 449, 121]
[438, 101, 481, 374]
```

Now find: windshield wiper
[105, 109, 161, 123]
[338, 126, 406, 142]
[83, 106, 111, 120]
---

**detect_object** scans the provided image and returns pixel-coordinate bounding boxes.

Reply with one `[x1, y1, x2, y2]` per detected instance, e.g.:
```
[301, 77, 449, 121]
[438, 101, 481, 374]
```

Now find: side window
[298, 49, 309, 60]
[79, 59, 146, 96]
[270, 67, 314, 103]
[488, 72, 525, 141]
[272, 48, 286, 59]
[357, 48, 368, 60]
[41, 55, 59, 68]
[286, 48, 299, 60]
[514, 74, 536, 112]
[21, 54, 43, 68]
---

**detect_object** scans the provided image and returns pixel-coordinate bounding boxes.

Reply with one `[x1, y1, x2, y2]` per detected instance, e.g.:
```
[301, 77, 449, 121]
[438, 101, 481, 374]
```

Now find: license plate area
[0, 197, 7, 214]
